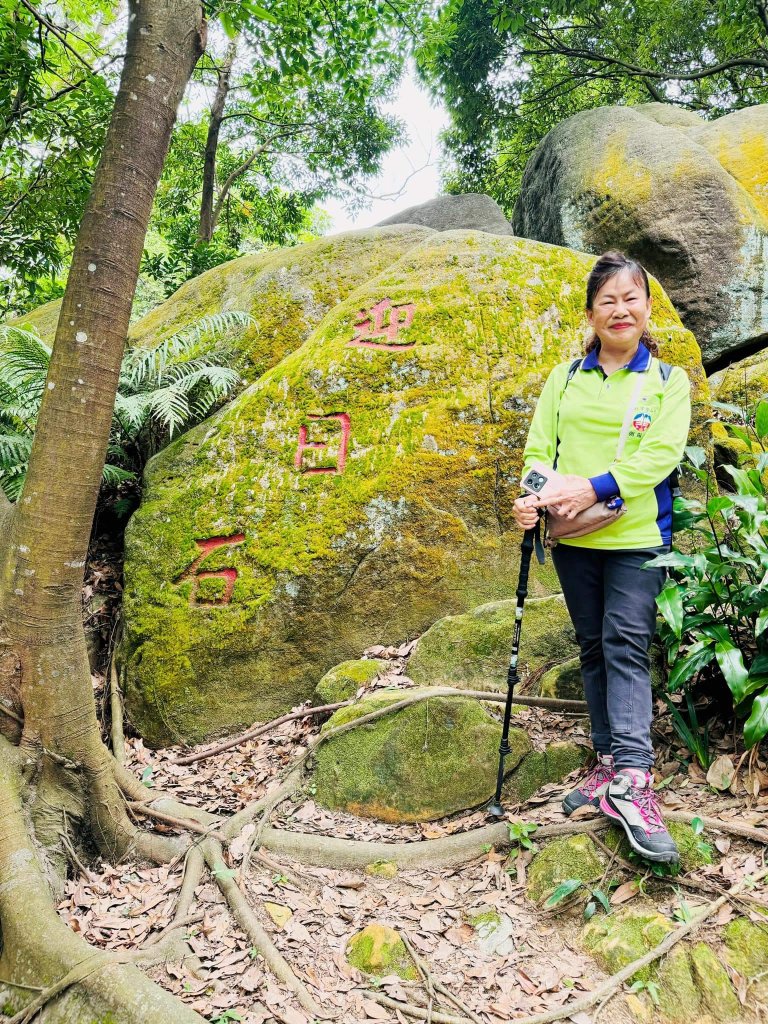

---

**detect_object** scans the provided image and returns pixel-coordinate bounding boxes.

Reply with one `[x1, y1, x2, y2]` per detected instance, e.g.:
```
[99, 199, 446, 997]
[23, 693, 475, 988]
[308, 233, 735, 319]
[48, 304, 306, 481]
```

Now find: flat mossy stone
[527, 835, 604, 904]
[408, 595, 578, 692]
[314, 658, 388, 704]
[582, 904, 674, 982]
[724, 917, 768, 977]
[119, 229, 709, 745]
[313, 686, 530, 821]
[690, 941, 741, 1020]
[346, 923, 418, 980]
[503, 741, 588, 803]
[602, 820, 713, 874]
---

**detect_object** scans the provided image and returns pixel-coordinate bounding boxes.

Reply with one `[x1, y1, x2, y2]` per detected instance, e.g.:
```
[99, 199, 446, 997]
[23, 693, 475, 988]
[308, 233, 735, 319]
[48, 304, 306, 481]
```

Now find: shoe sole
[599, 794, 680, 864]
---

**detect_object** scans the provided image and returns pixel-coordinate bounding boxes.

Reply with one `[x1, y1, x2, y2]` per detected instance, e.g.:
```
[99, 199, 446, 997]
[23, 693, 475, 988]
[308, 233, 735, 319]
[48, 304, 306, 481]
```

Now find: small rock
[346, 923, 417, 980]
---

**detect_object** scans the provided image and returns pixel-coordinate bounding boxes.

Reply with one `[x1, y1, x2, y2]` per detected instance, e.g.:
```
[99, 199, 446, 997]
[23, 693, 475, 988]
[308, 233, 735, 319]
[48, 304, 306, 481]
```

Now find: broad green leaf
[544, 878, 583, 907]
[745, 693, 768, 748]
[668, 642, 715, 692]
[715, 641, 750, 703]
[656, 583, 684, 638]
[755, 401, 768, 441]
[756, 609, 768, 638]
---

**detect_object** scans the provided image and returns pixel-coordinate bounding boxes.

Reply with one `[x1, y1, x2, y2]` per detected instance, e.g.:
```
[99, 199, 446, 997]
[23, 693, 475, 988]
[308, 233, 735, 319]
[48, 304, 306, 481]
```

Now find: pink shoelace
[578, 759, 615, 798]
[627, 772, 666, 834]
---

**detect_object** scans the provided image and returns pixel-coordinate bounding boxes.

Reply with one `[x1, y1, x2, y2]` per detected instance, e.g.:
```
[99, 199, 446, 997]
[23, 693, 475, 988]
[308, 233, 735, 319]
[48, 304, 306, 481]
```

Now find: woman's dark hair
[584, 250, 658, 356]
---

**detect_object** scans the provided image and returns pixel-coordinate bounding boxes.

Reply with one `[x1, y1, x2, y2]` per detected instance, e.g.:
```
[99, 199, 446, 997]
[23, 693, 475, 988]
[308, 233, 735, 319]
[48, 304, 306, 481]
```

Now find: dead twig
[401, 933, 484, 1024]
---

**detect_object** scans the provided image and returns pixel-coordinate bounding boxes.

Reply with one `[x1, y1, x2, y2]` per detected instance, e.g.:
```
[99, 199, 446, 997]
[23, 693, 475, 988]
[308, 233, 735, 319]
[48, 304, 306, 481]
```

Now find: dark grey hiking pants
[550, 543, 669, 771]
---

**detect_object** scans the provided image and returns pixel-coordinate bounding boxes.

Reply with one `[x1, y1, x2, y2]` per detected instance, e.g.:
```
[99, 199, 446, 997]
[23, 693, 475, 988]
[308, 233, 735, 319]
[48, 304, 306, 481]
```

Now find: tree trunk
[0, 0, 206, 1018]
[198, 37, 237, 242]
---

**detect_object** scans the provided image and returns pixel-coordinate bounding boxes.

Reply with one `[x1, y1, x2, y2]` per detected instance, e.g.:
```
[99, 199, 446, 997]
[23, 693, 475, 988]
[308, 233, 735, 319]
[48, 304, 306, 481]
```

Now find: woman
[513, 251, 691, 865]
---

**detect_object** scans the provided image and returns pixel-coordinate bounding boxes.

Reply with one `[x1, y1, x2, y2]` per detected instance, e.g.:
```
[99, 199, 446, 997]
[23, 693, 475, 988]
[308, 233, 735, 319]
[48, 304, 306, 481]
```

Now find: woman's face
[586, 267, 652, 347]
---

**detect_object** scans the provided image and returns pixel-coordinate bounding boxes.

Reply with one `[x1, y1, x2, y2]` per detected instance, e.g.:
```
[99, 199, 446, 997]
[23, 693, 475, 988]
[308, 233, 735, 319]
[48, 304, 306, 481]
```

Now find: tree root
[365, 991, 473, 1023]
[202, 838, 326, 1019]
[173, 700, 352, 766]
[0, 739, 207, 1024]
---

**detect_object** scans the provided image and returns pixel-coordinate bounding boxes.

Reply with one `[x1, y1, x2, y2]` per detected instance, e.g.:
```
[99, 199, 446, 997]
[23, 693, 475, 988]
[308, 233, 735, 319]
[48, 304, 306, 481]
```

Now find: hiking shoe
[562, 753, 615, 816]
[600, 769, 680, 864]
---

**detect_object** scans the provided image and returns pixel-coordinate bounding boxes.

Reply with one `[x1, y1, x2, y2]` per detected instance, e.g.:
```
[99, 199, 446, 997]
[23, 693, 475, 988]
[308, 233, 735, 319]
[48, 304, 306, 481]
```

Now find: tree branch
[16, 0, 96, 74]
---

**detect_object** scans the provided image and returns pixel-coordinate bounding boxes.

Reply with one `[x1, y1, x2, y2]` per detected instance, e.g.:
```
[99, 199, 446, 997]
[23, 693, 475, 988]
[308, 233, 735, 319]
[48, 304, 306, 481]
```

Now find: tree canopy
[416, 0, 768, 213]
[0, 0, 426, 314]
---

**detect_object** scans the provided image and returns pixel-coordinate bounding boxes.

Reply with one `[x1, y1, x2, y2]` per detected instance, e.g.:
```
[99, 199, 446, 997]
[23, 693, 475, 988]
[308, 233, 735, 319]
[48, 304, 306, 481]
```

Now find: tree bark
[0, 0, 206, 1018]
[198, 37, 237, 242]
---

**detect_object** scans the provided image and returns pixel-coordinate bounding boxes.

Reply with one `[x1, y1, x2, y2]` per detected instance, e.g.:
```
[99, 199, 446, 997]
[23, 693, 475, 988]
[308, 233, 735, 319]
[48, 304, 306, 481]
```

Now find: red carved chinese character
[177, 534, 245, 606]
[348, 298, 416, 351]
[294, 412, 350, 474]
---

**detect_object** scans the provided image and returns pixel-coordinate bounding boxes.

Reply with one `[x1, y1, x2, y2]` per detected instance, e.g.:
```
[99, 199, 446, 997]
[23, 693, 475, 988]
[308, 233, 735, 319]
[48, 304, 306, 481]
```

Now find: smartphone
[520, 461, 568, 503]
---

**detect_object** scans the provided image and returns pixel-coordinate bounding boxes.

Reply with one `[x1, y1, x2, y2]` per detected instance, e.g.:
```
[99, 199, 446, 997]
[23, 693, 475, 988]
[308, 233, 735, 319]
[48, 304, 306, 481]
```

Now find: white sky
[320, 61, 450, 233]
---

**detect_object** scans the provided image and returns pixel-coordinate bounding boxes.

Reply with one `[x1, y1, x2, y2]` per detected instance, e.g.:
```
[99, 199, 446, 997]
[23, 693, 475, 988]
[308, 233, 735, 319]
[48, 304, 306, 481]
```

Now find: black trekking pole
[487, 514, 543, 818]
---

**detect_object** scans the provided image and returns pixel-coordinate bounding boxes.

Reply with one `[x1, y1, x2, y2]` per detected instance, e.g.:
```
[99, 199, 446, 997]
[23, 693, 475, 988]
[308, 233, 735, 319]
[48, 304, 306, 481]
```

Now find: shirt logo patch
[632, 411, 652, 432]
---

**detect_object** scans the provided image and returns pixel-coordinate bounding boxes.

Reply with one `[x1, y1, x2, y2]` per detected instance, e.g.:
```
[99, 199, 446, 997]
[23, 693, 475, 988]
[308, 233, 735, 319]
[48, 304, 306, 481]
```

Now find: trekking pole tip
[486, 797, 505, 819]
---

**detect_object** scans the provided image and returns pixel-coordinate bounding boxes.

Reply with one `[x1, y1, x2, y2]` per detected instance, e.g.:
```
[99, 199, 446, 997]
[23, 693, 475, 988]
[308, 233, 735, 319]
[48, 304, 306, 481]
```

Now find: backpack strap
[656, 359, 682, 495]
[553, 358, 584, 470]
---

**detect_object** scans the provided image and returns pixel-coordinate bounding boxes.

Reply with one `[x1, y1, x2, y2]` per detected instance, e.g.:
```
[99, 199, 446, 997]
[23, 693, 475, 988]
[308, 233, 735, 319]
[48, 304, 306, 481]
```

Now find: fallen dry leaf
[707, 755, 736, 792]
[610, 880, 640, 906]
[264, 902, 292, 929]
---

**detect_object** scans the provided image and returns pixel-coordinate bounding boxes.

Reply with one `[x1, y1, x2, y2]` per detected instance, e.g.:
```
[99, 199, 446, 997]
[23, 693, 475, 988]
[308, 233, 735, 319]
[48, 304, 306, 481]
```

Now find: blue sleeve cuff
[589, 472, 620, 502]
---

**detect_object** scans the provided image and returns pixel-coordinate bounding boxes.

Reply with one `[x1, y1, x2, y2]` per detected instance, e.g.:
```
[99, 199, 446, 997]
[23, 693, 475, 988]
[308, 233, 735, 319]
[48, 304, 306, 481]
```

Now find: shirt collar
[582, 341, 652, 373]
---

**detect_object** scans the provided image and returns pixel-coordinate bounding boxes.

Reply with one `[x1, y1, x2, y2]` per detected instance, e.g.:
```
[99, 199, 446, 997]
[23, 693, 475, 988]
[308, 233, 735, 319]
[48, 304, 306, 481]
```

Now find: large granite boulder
[376, 193, 514, 235]
[118, 229, 709, 746]
[513, 104, 768, 368]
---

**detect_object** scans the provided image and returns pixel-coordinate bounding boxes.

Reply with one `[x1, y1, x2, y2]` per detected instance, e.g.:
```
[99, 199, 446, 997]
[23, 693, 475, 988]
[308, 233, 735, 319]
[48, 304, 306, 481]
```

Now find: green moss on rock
[346, 923, 418, 980]
[313, 687, 530, 821]
[655, 946, 702, 1022]
[503, 741, 588, 803]
[690, 941, 741, 1020]
[408, 596, 578, 692]
[583, 905, 673, 982]
[314, 658, 388, 704]
[364, 861, 398, 878]
[724, 917, 768, 977]
[527, 835, 604, 904]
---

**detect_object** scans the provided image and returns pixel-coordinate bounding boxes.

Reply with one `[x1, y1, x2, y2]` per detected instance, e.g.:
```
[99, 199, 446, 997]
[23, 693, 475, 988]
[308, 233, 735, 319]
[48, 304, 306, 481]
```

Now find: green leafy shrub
[648, 398, 768, 749]
[0, 313, 249, 504]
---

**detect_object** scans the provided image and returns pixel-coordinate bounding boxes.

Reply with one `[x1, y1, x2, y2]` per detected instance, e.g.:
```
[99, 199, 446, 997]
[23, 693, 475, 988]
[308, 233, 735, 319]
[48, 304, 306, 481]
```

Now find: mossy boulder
[345, 923, 417, 980]
[312, 687, 530, 822]
[527, 835, 604, 903]
[585, 910, 743, 1022]
[407, 596, 578, 692]
[503, 741, 588, 803]
[314, 658, 388, 704]
[118, 228, 710, 745]
[513, 103, 768, 367]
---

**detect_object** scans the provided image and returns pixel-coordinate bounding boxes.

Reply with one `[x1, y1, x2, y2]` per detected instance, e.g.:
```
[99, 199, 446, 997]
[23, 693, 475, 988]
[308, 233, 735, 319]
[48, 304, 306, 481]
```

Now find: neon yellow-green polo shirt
[521, 342, 691, 549]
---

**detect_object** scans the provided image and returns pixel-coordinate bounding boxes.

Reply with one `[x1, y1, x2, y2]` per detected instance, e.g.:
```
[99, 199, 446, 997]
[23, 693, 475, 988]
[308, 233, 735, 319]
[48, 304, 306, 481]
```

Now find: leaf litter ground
[56, 660, 768, 1024]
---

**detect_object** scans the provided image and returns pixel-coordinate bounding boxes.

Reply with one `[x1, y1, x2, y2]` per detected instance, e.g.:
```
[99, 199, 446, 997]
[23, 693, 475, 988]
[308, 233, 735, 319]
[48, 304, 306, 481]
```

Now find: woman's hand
[542, 475, 598, 519]
[513, 493, 542, 530]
